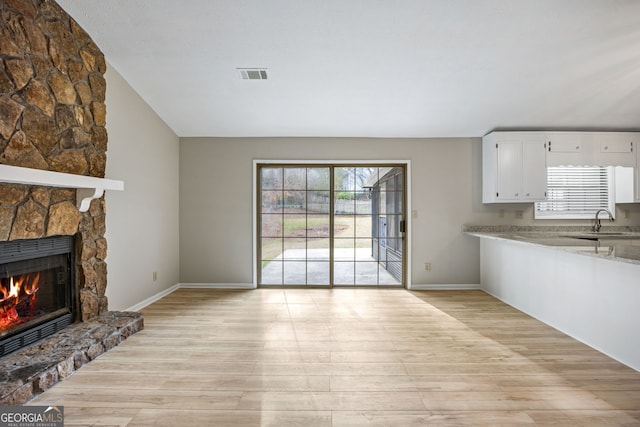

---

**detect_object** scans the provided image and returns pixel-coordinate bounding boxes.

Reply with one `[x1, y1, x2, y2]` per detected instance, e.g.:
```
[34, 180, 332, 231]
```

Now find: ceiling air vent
[237, 68, 268, 80]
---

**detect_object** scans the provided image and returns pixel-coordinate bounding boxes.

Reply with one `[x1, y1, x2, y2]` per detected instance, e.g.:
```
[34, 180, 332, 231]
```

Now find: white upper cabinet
[483, 132, 547, 203]
[546, 132, 637, 167]
[483, 131, 639, 204]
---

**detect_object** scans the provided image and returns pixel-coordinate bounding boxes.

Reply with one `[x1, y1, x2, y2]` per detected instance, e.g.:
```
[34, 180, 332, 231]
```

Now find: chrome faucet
[593, 209, 614, 233]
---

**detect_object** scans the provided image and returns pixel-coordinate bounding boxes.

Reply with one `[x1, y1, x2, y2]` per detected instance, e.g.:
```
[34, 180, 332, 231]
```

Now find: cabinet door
[600, 140, 632, 153]
[547, 133, 583, 153]
[597, 134, 636, 167]
[496, 142, 523, 200]
[522, 141, 547, 200]
[546, 133, 592, 166]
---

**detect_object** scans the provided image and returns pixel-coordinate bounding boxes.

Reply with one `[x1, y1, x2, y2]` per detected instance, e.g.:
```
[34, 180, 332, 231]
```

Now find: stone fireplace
[0, 0, 109, 320]
[0, 0, 142, 404]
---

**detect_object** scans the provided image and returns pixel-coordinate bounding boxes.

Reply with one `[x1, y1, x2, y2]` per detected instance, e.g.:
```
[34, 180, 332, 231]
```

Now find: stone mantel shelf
[0, 164, 124, 212]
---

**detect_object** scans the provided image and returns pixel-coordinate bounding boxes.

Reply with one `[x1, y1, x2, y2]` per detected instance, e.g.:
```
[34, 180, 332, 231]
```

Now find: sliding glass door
[258, 164, 405, 287]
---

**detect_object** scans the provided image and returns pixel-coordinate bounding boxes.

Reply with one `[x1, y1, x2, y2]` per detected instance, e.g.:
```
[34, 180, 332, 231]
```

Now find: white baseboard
[409, 284, 480, 290]
[125, 283, 180, 312]
[179, 283, 255, 289]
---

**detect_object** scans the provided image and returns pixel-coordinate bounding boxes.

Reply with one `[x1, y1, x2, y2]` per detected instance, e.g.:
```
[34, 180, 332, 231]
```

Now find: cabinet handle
[575, 146, 580, 150]
[604, 146, 608, 150]
[526, 193, 530, 196]
[515, 193, 519, 197]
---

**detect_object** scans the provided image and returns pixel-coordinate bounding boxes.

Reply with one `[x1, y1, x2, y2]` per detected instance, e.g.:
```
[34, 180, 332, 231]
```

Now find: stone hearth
[0, 311, 143, 405]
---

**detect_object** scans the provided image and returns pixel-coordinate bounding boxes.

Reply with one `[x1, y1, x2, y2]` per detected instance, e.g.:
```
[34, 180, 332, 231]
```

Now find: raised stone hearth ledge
[0, 311, 143, 405]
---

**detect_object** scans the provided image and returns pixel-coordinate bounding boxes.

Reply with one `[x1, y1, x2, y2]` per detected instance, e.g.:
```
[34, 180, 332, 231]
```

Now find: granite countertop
[463, 224, 640, 265]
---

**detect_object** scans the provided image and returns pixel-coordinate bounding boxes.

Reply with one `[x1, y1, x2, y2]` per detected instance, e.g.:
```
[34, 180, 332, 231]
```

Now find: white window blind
[534, 166, 614, 219]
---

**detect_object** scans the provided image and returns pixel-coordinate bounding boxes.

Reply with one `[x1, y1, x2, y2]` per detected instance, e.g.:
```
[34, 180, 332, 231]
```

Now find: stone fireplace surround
[0, 0, 142, 403]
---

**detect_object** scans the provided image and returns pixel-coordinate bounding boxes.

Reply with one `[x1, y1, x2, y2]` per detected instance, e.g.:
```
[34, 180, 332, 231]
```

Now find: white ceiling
[57, 0, 640, 138]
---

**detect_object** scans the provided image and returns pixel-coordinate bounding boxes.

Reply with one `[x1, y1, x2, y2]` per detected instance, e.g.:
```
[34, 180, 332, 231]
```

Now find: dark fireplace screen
[0, 236, 76, 356]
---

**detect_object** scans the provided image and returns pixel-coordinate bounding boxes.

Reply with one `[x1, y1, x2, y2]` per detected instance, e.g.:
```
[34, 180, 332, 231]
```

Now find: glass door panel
[259, 166, 331, 286]
[332, 167, 403, 287]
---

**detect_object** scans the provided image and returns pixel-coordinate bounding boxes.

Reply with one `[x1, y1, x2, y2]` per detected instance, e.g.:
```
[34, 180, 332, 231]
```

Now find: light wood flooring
[30, 289, 640, 426]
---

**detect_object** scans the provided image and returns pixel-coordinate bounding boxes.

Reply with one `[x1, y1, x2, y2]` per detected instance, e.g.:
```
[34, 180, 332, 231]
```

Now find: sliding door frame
[252, 159, 412, 289]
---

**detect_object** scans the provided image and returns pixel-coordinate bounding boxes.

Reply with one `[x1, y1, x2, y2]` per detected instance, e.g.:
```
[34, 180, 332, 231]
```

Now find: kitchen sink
[563, 232, 639, 240]
[586, 232, 627, 236]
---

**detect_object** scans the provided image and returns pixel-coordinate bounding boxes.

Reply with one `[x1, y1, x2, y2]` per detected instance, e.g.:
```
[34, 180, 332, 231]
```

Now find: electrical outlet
[153, 271, 158, 282]
[515, 210, 523, 219]
[424, 262, 431, 272]
[412, 210, 418, 218]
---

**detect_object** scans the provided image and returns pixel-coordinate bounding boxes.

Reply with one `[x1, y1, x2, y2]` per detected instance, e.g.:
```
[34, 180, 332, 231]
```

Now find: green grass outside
[261, 215, 372, 266]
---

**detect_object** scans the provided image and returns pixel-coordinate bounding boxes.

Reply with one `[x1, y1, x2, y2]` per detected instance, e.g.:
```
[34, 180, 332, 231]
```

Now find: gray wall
[104, 64, 180, 309]
[180, 137, 485, 285]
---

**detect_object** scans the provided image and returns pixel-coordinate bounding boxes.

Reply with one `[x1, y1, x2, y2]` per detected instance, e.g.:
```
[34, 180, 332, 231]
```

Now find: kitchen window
[534, 166, 615, 219]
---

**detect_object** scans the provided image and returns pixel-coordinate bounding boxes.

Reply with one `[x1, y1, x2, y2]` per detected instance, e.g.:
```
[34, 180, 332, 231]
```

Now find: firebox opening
[0, 236, 76, 357]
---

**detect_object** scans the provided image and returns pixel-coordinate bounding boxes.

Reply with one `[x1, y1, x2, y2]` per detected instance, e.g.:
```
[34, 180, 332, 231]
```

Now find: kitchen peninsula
[466, 225, 640, 372]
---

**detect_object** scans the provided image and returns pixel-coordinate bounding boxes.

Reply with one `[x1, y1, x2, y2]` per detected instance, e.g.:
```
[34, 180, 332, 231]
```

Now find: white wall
[179, 137, 493, 285]
[104, 64, 180, 310]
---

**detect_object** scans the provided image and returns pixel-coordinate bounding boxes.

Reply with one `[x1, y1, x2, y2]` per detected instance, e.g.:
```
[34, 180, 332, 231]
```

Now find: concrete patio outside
[261, 248, 401, 286]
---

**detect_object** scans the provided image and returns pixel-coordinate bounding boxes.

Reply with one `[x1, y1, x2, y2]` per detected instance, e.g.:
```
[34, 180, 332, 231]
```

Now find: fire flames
[0, 273, 40, 330]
